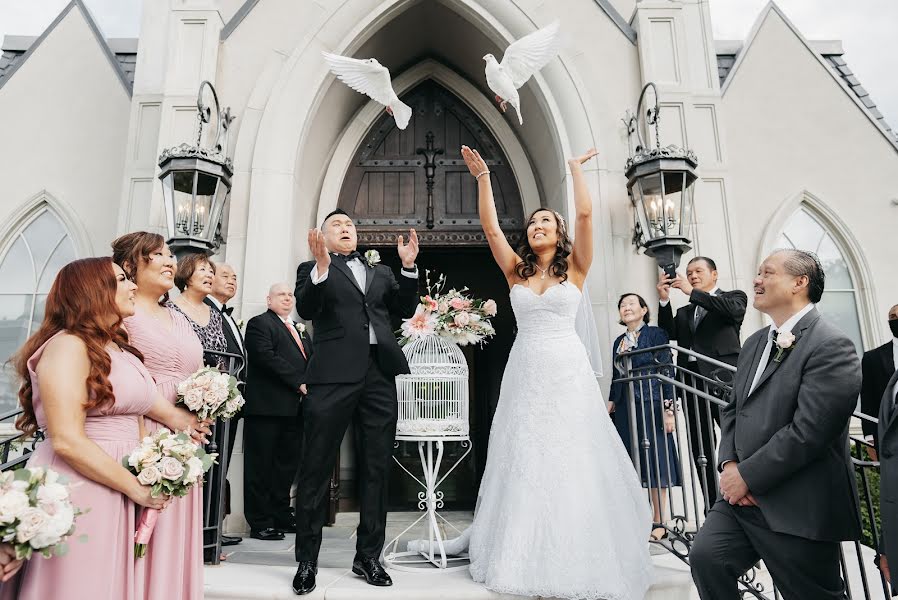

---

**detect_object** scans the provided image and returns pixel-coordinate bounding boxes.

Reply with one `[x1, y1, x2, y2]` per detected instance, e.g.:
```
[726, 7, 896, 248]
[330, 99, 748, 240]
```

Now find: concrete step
[204, 553, 696, 600]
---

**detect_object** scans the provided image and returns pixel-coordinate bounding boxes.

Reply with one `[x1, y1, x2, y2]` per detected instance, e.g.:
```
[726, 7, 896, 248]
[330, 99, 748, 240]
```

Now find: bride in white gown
[411, 145, 653, 600]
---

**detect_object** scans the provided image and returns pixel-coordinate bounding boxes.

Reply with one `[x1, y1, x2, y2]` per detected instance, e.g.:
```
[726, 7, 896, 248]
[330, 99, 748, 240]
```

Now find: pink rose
[449, 297, 467, 310]
[482, 299, 497, 317]
[423, 295, 439, 312]
[454, 312, 471, 327]
[159, 457, 185, 481]
[438, 301, 449, 315]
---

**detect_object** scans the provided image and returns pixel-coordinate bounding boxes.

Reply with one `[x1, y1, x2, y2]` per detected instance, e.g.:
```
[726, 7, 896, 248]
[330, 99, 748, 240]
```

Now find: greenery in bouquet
[399, 270, 497, 346]
[0, 467, 83, 560]
[123, 429, 215, 499]
[123, 428, 216, 557]
[176, 366, 245, 421]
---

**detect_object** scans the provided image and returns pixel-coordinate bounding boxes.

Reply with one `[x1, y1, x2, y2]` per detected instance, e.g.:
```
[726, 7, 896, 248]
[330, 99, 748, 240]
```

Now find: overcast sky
[1, 0, 896, 131]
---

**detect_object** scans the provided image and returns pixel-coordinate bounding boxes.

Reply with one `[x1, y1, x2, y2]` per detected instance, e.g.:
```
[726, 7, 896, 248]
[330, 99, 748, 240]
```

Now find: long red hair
[14, 257, 143, 435]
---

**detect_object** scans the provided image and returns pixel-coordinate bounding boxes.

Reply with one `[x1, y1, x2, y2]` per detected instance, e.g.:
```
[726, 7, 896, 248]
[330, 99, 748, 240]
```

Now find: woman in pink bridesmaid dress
[1, 258, 204, 600]
[114, 232, 207, 600]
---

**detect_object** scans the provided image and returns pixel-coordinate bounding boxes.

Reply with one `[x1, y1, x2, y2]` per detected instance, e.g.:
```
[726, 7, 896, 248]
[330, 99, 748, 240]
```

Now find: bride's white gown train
[412, 282, 653, 600]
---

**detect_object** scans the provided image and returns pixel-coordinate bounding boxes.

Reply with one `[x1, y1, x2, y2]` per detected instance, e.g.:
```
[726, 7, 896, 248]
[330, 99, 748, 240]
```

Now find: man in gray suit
[877, 368, 898, 590]
[690, 249, 862, 599]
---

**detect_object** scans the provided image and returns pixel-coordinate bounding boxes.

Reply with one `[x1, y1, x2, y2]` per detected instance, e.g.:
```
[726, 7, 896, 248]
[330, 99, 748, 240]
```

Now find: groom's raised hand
[397, 228, 419, 269]
[309, 229, 331, 277]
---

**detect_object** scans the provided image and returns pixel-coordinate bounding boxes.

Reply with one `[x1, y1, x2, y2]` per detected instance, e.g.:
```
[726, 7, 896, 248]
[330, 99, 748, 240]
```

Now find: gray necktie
[694, 305, 705, 327]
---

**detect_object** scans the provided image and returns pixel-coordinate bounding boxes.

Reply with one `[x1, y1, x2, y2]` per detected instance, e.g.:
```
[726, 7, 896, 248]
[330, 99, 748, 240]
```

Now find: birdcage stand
[382, 433, 472, 571]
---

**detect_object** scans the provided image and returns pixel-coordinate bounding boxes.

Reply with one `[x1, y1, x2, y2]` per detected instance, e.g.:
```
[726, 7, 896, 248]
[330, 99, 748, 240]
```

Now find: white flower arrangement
[295, 322, 307, 338]
[365, 249, 381, 267]
[176, 366, 245, 421]
[0, 467, 83, 560]
[123, 429, 216, 557]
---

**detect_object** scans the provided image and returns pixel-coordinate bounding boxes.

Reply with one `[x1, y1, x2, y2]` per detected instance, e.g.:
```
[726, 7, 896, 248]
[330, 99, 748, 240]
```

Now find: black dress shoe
[352, 556, 392, 587]
[273, 522, 295, 535]
[250, 528, 285, 541]
[221, 535, 242, 546]
[292, 561, 318, 595]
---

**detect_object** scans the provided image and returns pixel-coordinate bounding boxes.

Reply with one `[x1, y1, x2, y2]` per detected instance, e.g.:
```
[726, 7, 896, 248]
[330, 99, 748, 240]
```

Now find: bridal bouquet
[123, 429, 216, 557]
[399, 271, 497, 346]
[0, 467, 83, 560]
[176, 366, 245, 421]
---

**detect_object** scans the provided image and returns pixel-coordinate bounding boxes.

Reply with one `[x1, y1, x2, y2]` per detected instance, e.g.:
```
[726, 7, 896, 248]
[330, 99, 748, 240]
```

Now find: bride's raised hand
[461, 145, 489, 178]
[568, 148, 599, 168]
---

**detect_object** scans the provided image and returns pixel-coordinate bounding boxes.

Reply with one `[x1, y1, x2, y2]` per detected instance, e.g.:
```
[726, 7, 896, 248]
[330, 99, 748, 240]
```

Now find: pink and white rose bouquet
[398, 271, 497, 346]
[176, 366, 245, 421]
[0, 467, 83, 560]
[123, 429, 216, 557]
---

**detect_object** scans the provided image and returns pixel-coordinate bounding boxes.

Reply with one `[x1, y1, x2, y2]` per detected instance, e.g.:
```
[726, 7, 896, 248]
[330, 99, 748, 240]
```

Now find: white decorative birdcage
[395, 336, 469, 439]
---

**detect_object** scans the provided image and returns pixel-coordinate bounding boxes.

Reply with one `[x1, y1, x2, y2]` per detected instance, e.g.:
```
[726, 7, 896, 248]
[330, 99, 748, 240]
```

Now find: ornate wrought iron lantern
[625, 83, 698, 274]
[158, 81, 234, 258]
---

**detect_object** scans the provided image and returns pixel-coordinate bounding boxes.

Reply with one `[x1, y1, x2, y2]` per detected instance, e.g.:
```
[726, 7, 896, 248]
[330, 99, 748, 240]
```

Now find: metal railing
[615, 343, 888, 599]
[0, 408, 41, 472]
[202, 349, 245, 566]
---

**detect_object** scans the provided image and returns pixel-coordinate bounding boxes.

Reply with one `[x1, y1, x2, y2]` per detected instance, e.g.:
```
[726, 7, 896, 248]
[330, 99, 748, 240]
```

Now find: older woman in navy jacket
[609, 292, 681, 542]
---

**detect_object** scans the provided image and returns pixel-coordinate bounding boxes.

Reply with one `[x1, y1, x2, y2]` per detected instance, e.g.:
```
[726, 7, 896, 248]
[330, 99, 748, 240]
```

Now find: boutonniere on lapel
[772, 331, 796, 363]
[295, 322, 307, 339]
[237, 319, 245, 331]
[364, 249, 381, 267]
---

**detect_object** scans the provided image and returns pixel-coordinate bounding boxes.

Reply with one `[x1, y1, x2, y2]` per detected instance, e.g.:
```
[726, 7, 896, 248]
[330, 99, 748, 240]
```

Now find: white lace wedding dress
[416, 282, 654, 599]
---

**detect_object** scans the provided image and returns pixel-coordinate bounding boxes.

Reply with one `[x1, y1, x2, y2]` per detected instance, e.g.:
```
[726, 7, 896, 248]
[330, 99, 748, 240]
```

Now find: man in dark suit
[861, 304, 898, 451]
[291, 209, 419, 594]
[243, 282, 312, 541]
[657, 256, 747, 511]
[690, 249, 862, 599]
[876, 368, 898, 592]
[204, 262, 247, 547]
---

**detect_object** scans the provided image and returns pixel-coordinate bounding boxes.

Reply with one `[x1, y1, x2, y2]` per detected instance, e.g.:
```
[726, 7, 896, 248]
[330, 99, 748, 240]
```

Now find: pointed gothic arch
[759, 190, 877, 350]
[0, 195, 81, 411]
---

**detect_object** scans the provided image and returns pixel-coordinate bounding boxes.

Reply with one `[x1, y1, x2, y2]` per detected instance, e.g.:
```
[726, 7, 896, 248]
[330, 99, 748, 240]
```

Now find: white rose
[776, 331, 796, 349]
[137, 465, 162, 486]
[44, 469, 60, 485]
[185, 457, 204, 482]
[0, 490, 30, 524]
[183, 389, 205, 412]
[159, 457, 185, 481]
[29, 505, 74, 549]
[27, 467, 45, 483]
[15, 507, 49, 544]
[36, 482, 69, 505]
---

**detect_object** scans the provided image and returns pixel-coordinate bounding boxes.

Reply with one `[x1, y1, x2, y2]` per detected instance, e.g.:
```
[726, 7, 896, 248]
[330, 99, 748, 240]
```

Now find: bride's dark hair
[514, 208, 572, 282]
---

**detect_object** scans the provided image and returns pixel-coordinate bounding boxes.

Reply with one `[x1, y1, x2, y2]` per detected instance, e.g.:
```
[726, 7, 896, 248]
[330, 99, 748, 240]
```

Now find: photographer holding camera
[657, 256, 747, 513]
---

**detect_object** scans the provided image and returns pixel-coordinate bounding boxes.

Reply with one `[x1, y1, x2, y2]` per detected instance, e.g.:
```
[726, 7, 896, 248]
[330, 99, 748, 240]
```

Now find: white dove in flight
[483, 20, 561, 125]
[322, 52, 412, 130]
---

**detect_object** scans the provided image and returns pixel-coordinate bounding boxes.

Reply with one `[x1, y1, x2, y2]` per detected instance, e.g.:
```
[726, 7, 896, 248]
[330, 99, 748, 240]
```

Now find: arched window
[778, 206, 863, 351]
[0, 207, 77, 412]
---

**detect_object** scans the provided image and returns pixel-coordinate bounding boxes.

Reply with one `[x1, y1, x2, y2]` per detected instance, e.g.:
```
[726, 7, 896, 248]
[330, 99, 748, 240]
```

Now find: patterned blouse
[166, 300, 228, 367]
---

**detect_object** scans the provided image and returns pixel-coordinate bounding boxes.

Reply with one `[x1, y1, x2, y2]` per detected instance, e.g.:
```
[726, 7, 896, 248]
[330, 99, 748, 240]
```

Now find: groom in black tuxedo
[291, 209, 419, 595]
[690, 249, 862, 599]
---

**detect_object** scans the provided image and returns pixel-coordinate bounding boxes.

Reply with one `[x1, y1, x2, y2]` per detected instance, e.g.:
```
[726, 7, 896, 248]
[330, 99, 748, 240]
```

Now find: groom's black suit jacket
[294, 256, 418, 383]
[718, 308, 862, 542]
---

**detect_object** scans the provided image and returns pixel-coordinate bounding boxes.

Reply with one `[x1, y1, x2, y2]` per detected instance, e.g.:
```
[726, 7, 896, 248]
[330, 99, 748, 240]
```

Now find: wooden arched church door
[338, 79, 524, 246]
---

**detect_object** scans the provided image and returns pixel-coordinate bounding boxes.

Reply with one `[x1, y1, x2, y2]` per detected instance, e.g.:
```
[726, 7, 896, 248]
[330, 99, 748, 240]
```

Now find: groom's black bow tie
[221, 305, 234, 316]
[334, 251, 362, 263]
